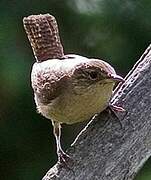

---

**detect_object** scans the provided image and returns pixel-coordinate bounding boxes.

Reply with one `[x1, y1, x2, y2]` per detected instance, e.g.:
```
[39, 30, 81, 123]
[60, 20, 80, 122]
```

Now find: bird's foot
[109, 104, 125, 112]
[57, 149, 73, 170]
[58, 149, 71, 163]
[107, 104, 125, 129]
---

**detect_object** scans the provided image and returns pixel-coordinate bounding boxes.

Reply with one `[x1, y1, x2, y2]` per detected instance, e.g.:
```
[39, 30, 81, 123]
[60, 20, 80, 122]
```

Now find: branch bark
[23, 14, 151, 180]
[42, 45, 151, 179]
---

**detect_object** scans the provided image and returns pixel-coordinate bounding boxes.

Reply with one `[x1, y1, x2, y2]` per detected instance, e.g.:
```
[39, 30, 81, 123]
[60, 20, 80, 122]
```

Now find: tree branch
[42, 45, 151, 179]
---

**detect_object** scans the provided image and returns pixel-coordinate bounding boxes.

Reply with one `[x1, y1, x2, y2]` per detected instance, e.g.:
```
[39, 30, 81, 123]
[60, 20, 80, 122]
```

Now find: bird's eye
[88, 71, 98, 80]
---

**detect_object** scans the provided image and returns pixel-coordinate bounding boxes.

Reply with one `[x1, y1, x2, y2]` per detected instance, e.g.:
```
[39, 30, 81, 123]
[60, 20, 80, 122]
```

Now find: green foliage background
[0, 0, 151, 179]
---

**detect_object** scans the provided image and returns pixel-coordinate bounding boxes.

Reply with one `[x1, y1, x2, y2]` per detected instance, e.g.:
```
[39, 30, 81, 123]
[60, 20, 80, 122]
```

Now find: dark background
[0, 0, 151, 179]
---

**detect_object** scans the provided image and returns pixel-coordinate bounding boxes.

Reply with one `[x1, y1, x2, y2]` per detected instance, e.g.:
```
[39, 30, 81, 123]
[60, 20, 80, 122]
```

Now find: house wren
[23, 14, 124, 163]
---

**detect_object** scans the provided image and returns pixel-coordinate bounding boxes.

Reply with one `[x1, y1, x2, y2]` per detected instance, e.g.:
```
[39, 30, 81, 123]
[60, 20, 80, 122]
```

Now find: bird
[31, 54, 124, 163]
[23, 13, 124, 163]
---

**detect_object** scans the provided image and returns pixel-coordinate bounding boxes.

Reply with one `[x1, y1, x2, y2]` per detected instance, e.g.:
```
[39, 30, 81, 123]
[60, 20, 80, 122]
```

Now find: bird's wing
[31, 64, 68, 105]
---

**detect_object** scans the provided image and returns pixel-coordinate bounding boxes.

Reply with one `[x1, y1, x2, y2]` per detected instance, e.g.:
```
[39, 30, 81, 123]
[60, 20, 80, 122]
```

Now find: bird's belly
[38, 84, 113, 124]
[38, 99, 108, 124]
[37, 83, 114, 124]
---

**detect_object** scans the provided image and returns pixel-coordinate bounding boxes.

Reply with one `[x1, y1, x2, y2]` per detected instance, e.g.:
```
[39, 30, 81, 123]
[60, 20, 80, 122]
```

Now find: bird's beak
[109, 74, 124, 82]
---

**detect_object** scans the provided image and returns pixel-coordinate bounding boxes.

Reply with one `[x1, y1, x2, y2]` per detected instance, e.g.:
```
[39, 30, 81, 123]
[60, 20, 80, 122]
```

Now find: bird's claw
[106, 104, 125, 129]
[109, 104, 125, 112]
[58, 150, 71, 163]
[57, 149, 74, 171]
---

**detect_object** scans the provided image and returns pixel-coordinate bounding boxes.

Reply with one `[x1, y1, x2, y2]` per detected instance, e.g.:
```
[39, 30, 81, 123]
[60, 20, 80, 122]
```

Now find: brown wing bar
[23, 14, 64, 62]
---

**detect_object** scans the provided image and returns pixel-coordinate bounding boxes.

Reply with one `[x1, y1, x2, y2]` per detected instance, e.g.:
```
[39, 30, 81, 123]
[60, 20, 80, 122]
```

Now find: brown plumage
[24, 14, 124, 163]
[31, 54, 124, 162]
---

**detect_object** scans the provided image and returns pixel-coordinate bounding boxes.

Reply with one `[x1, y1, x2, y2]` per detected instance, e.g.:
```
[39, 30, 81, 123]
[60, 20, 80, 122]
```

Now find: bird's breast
[36, 82, 114, 124]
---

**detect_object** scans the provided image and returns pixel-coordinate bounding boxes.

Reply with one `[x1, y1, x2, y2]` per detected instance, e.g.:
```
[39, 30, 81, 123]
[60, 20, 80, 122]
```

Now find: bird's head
[71, 58, 124, 94]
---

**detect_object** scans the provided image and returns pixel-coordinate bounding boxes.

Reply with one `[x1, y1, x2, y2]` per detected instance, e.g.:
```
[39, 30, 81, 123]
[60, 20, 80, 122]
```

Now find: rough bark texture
[42, 45, 151, 180]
